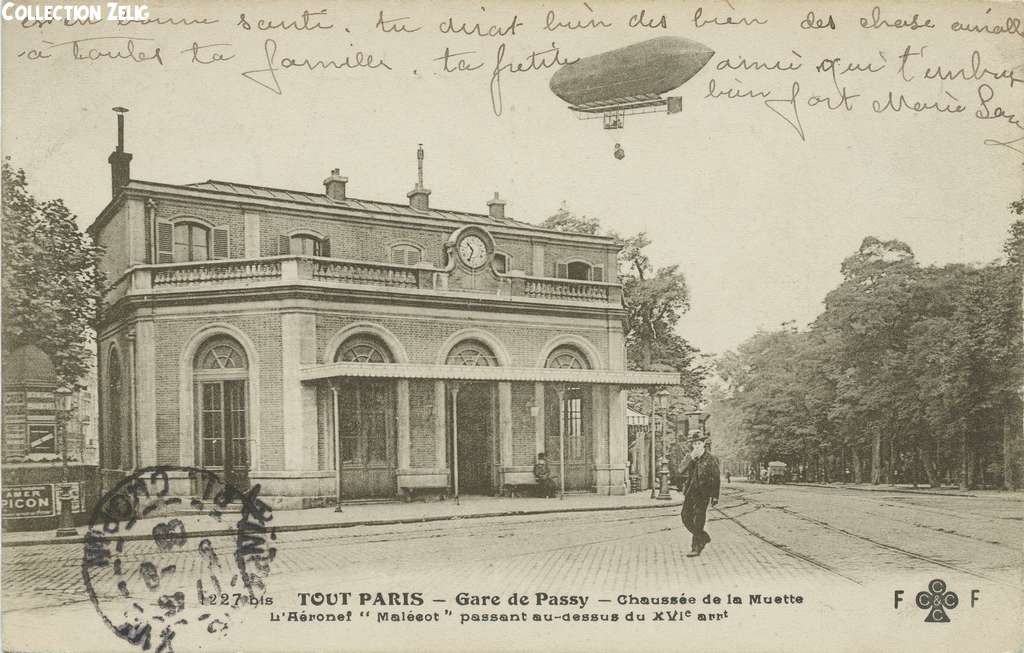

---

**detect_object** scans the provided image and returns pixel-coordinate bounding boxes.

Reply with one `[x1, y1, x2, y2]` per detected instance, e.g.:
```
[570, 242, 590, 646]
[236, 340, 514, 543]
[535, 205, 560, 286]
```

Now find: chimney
[323, 168, 348, 201]
[406, 144, 431, 210]
[108, 106, 132, 199]
[487, 192, 506, 220]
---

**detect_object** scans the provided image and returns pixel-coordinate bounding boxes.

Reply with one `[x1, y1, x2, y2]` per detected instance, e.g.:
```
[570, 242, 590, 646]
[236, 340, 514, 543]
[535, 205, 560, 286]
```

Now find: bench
[502, 470, 557, 498]
[400, 487, 448, 502]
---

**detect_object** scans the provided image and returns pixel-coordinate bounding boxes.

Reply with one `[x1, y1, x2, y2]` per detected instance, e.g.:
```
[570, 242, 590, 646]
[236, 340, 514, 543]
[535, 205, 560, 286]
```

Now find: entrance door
[451, 383, 495, 494]
[337, 381, 397, 499]
[562, 387, 592, 490]
[199, 380, 249, 490]
[545, 385, 593, 491]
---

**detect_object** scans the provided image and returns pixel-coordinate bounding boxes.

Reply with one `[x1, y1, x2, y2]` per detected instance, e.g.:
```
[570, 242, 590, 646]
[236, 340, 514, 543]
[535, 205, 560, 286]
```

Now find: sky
[2, 0, 1021, 356]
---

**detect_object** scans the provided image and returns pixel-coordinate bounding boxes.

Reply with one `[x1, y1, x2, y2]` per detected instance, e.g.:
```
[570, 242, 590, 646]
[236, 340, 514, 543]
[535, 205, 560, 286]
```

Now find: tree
[720, 216, 1024, 490]
[540, 207, 705, 404]
[539, 203, 601, 235]
[2, 158, 105, 390]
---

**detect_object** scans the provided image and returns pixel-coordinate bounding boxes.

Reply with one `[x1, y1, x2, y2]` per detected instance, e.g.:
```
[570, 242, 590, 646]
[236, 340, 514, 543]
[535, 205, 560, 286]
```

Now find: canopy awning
[299, 362, 680, 386]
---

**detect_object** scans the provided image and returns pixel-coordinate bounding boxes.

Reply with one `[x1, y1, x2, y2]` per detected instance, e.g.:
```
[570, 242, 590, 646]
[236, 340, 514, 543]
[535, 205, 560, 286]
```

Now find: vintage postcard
[1, 0, 1022, 651]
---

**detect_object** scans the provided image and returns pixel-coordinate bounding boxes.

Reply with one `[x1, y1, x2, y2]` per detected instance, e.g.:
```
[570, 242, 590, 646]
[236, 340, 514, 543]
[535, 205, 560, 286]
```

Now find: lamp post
[648, 389, 657, 498]
[655, 389, 672, 500]
[55, 388, 77, 537]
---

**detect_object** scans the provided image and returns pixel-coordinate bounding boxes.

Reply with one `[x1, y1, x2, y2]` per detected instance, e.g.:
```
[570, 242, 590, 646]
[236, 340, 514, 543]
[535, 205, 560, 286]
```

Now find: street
[3, 483, 1022, 652]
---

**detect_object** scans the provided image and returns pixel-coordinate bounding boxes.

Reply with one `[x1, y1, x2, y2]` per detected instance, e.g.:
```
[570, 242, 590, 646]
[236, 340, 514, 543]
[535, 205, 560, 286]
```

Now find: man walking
[679, 430, 720, 557]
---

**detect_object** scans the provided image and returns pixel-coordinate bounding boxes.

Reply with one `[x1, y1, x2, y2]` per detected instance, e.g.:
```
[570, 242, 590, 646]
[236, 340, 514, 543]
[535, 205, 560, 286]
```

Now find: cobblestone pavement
[3, 483, 1021, 652]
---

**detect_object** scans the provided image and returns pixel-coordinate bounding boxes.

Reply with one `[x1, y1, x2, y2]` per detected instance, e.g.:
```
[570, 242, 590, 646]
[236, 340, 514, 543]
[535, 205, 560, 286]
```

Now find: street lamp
[655, 389, 672, 500]
[54, 388, 77, 537]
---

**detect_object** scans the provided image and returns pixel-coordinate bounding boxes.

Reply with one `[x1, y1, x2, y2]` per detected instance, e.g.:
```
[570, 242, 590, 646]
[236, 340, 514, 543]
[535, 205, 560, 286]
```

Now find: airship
[549, 36, 715, 129]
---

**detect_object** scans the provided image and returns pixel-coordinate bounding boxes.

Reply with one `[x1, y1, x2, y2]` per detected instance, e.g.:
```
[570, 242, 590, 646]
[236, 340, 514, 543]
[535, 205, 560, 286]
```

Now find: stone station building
[90, 115, 678, 509]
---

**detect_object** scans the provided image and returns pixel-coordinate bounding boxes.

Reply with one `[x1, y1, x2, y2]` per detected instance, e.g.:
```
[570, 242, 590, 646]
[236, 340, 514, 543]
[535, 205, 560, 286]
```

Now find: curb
[2, 499, 685, 548]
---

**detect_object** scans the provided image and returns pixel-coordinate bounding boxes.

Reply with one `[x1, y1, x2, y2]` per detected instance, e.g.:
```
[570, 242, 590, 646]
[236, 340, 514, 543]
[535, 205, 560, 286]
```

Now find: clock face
[458, 234, 488, 268]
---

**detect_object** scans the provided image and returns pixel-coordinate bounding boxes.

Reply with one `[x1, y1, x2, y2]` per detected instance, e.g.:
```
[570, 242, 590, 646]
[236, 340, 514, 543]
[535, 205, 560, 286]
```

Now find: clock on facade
[457, 234, 489, 269]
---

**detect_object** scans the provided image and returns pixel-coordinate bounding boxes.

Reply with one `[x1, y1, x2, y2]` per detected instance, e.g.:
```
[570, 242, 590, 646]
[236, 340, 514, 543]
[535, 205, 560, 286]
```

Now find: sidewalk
[784, 480, 1024, 500]
[1, 490, 684, 547]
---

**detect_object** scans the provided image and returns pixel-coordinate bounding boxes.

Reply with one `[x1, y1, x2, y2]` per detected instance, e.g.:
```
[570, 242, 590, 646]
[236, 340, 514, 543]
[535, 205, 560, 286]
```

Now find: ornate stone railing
[313, 260, 419, 288]
[522, 277, 610, 303]
[120, 256, 620, 306]
[151, 259, 281, 287]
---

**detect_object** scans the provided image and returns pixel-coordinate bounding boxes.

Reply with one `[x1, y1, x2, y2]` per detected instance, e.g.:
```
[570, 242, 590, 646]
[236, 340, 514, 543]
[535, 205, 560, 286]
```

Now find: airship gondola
[549, 36, 715, 129]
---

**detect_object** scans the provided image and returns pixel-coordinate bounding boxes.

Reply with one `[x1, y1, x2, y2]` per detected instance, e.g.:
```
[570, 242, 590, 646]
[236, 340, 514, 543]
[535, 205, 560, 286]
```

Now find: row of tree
[711, 205, 1024, 489]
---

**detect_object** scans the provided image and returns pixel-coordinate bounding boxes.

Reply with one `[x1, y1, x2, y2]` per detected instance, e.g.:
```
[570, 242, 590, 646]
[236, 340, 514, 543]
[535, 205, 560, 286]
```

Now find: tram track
[724, 488, 1021, 589]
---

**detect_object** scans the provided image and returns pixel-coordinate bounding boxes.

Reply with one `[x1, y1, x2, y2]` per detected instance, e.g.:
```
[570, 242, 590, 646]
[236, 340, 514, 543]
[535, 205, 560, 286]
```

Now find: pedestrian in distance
[679, 430, 720, 557]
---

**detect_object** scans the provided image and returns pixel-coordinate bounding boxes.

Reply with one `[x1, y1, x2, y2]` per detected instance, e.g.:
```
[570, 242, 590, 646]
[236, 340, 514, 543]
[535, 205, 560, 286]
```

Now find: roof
[186, 180, 560, 233]
[92, 179, 621, 246]
[2, 344, 57, 387]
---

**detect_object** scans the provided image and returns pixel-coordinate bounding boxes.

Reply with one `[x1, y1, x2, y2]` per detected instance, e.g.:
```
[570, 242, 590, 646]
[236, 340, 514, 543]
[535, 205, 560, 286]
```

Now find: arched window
[173, 222, 210, 262]
[194, 337, 249, 488]
[566, 261, 592, 281]
[390, 244, 422, 266]
[493, 252, 509, 274]
[446, 340, 498, 366]
[106, 349, 123, 469]
[197, 339, 247, 370]
[546, 346, 591, 370]
[335, 336, 393, 364]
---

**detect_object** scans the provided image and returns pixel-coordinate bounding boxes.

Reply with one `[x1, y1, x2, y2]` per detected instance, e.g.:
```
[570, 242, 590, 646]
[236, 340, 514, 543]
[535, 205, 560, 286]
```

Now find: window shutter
[212, 227, 229, 259]
[156, 220, 174, 263]
[278, 235, 290, 255]
[591, 265, 605, 282]
[320, 238, 331, 258]
[407, 248, 421, 265]
[390, 247, 404, 265]
[556, 262, 568, 279]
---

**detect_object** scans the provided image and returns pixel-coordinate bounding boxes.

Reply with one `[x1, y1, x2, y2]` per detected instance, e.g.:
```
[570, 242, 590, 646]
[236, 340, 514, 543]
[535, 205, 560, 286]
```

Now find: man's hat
[689, 429, 708, 441]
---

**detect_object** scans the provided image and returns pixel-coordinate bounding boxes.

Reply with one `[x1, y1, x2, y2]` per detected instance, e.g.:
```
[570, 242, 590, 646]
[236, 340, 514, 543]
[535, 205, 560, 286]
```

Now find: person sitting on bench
[533, 453, 558, 498]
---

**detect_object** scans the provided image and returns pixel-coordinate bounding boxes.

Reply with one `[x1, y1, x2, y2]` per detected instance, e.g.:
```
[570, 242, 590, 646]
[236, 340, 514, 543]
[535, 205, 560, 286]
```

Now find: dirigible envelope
[549, 36, 715, 108]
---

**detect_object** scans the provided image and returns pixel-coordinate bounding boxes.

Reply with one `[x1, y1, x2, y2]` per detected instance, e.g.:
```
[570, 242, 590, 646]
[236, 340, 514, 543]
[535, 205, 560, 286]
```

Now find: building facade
[90, 119, 677, 509]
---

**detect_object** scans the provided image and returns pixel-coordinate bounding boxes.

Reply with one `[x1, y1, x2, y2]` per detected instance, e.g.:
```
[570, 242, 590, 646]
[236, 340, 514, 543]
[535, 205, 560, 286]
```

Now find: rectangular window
[339, 389, 360, 463]
[225, 380, 247, 469]
[364, 384, 389, 464]
[336, 382, 393, 465]
[174, 224, 209, 262]
[201, 382, 224, 467]
[564, 390, 583, 459]
[290, 235, 321, 256]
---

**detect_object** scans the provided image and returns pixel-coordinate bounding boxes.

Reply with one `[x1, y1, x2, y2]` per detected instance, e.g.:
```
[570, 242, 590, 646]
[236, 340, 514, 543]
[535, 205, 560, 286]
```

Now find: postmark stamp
[81, 466, 276, 653]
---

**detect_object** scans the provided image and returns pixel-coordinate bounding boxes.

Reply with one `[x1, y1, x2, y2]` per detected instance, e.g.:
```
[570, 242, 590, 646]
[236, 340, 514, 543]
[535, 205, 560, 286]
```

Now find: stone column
[433, 380, 447, 468]
[281, 312, 318, 471]
[498, 382, 512, 486]
[591, 385, 610, 494]
[133, 320, 157, 467]
[608, 386, 628, 495]
[533, 382, 545, 455]
[397, 380, 411, 469]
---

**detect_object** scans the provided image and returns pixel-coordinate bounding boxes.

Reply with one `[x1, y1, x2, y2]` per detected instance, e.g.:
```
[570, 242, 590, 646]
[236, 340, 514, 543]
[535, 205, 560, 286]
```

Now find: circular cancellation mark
[81, 466, 277, 653]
